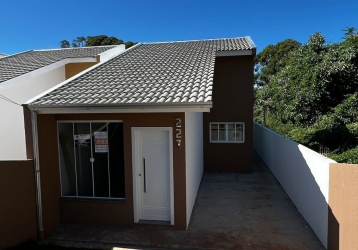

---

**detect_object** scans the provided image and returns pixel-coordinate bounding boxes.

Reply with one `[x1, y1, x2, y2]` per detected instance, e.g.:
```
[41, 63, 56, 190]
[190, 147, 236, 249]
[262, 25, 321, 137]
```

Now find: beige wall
[65, 62, 97, 79]
[37, 113, 187, 234]
[328, 163, 358, 250]
[0, 160, 37, 249]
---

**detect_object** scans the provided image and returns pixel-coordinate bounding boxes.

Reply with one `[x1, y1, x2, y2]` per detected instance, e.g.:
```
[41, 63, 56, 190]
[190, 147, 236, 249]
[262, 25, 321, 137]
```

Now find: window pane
[219, 124, 226, 141]
[236, 124, 244, 142]
[108, 123, 125, 198]
[228, 124, 235, 141]
[74, 123, 93, 197]
[211, 124, 218, 141]
[92, 123, 109, 198]
[58, 123, 76, 196]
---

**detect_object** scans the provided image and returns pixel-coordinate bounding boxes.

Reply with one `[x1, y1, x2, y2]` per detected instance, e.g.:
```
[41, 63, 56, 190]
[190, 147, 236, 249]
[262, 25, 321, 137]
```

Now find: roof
[28, 37, 256, 108]
[0, 46, 118, 83]
[0, 53, 7, 58]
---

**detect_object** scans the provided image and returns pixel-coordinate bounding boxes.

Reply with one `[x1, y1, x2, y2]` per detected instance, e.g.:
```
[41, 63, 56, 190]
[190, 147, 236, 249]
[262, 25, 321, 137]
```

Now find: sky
[0, 0, 357, 55]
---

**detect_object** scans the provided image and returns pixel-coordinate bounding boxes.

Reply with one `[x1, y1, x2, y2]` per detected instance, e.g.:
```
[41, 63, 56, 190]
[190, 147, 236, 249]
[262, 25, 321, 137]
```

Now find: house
[23, 37, 256, 235]
[0, 45, 125, 160]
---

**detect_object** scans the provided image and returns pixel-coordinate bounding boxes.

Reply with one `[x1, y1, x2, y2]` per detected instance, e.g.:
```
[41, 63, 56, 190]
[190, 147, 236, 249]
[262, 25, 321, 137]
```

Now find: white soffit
[30, 106, 211, 114]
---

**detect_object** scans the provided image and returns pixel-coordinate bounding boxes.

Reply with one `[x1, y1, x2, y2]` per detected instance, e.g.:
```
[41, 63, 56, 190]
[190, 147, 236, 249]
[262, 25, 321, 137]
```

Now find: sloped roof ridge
[244, 36, 257, 49]
[0, 50, 33, 61]
[144, 36, 251, 44]
[28, 36, 255, 107]
[34, 45, 120, 52]
[24, 43, 143, 105]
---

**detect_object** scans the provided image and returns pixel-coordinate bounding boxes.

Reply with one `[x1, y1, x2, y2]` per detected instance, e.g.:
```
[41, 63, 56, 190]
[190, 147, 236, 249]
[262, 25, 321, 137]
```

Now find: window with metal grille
[210, 122, 245, 143]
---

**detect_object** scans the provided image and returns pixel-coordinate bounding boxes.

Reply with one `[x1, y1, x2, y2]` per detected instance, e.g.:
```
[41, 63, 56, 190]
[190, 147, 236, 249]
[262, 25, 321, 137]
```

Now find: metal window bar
[107, 124, 111, 198]
[90, 122, 95, 197]
[73, 123, 79, 196]
[60, 121, 121, 199]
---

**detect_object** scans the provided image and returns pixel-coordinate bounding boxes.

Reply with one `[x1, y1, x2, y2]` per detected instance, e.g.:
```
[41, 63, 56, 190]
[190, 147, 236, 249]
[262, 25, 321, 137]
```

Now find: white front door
[132, 128, 174, 223]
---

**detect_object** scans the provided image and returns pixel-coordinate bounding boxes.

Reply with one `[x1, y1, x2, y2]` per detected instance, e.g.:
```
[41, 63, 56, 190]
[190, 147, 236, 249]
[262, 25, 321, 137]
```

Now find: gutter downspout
[31, 110, 44, 240]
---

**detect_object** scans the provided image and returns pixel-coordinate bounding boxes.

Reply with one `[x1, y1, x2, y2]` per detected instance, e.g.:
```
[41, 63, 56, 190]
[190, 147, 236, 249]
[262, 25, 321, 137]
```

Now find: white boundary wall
[0, 66, 65, 159]
[253, 123, 335, 248]
[185, 112, 204, 228]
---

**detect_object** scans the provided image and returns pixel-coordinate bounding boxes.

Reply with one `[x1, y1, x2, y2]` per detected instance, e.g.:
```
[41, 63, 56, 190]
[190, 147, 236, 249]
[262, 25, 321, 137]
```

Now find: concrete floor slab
[46, 152, 324, 250]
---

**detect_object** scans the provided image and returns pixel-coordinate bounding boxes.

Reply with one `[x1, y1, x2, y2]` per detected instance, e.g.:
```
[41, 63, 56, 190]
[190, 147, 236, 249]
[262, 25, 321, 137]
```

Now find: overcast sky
[1, 0, 357, 54]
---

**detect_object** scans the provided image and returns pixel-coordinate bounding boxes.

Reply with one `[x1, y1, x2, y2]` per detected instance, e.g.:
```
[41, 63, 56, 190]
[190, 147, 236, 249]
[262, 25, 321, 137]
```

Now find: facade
[24, 37, 256, 235]
[0, 45, 125, 159]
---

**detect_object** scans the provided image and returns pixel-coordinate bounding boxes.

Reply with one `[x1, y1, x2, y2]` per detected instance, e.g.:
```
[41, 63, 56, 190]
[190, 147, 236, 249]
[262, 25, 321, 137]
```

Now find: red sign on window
[94, 132, 108, 153]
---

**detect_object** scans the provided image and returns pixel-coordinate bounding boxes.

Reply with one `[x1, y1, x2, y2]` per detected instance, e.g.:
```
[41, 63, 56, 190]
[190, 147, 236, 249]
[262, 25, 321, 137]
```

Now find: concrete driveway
[46, 152, 324, 250]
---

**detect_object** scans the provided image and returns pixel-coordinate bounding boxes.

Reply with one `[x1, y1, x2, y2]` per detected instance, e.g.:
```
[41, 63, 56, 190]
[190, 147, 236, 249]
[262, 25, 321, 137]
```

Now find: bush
[329, 147, 358, 164]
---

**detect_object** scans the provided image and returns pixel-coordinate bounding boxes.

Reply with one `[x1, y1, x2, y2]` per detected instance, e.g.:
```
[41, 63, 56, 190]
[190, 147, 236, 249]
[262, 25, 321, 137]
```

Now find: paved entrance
[46, 152, 324, 250]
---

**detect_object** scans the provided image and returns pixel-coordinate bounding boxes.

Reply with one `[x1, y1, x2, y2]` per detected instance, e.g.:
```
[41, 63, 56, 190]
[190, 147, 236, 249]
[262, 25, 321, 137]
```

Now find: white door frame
[131, 127, 174, 225]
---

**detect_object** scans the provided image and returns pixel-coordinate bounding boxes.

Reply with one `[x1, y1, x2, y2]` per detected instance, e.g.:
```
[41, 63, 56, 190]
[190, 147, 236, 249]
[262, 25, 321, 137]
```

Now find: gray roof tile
[0, 46, 118, 83]
[29, 37, 255, 107]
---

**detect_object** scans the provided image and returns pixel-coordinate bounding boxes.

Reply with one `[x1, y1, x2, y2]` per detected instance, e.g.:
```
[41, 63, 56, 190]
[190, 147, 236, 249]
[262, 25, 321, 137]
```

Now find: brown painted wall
[0, 160, 37, 249]
[204, 55, 254, 172]
[37, 115, 62, 235]
[328, 163, 358, 250]
[37, 113, 187, 233]
[65, 62, 97, 79]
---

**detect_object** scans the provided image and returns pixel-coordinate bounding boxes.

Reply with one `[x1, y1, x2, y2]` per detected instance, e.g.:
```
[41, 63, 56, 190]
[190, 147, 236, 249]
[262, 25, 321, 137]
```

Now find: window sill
[60, 196, 126, 202]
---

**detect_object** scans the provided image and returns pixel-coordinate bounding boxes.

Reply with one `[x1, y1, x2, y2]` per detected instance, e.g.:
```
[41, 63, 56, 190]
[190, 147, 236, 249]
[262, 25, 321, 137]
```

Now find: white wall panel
[0, 66, 65, 159]
[253, 123, 335, 248]
[185, 112, 204, 228]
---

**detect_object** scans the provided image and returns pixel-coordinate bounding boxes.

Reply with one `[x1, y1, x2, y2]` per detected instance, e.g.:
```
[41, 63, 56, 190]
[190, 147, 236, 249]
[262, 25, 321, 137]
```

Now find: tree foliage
[60, 35, 136, 49]
[255, 39, 301, 87]
[254, 28, 358, 163]
[59, 40, 70, 48]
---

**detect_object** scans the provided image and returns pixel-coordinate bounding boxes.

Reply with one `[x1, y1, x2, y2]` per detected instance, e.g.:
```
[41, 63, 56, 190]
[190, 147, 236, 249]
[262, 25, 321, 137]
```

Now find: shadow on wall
[253, 123, 336, 249]
[328, 207, 339, 250]
[328, 162, 358, 250]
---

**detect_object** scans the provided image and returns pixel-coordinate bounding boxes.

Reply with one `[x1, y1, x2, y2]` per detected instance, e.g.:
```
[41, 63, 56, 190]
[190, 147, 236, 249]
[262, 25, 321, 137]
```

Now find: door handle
[143, 158, 146, 193]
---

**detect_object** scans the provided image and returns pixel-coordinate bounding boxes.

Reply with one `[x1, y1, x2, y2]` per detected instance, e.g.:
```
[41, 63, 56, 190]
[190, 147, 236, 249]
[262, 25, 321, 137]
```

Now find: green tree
[267, 32, 358, 125]
[125, 41, 136, 49]
[60, 35, 136, 49]
[60, 40, 70, 48]
[86, 35, 124, 46]
[343, 27, 357, 39]
[254, 29, 358, 163]
[255, 39, 301, 87]
[72, 36, 86, 47]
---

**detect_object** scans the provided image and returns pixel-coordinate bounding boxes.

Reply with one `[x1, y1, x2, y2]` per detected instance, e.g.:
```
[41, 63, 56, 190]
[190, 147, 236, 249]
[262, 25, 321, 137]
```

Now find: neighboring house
[0, 53, 7, 58]
[23, 37, 256, 234]
[0, 45, 125, 159]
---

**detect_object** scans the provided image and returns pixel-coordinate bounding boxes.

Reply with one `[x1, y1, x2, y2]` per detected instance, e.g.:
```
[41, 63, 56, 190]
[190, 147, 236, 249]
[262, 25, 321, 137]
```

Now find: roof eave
[25, 102, 213, 114]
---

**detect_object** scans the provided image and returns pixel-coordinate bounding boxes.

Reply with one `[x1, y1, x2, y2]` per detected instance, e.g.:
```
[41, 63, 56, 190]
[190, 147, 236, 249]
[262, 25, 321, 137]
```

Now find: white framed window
[57, 121, 125, 200]
[210, 122, 245, 143]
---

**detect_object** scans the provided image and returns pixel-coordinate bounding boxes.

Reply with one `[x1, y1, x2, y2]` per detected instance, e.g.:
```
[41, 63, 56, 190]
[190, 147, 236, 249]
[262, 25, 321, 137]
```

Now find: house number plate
[176, 118, 182, 148]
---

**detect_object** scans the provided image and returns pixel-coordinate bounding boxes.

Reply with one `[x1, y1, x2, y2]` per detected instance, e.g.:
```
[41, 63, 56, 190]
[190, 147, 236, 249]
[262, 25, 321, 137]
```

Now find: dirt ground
[46, 153, 324, 250]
